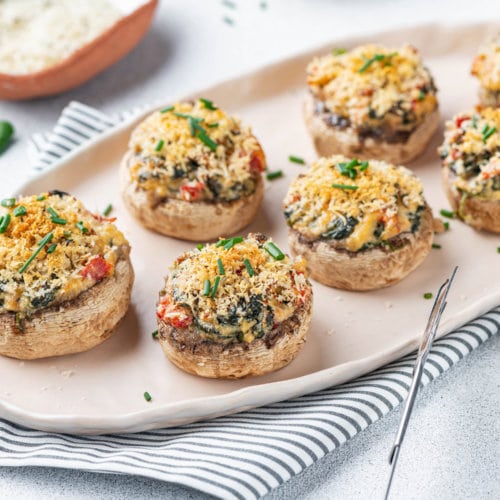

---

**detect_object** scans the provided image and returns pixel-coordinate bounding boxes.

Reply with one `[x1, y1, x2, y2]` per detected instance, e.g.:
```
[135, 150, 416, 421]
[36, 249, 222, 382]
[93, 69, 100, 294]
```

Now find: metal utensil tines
[384, 266, 458, 500]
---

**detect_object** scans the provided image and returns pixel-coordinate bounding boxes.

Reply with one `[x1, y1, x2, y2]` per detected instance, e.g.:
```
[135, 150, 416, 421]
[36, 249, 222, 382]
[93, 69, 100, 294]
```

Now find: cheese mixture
[0, 0, 121, 75]
[156, 233, 311, 344]
[471, 35, 500, 102]
[307, 44, 438, 142]
[127, 100, 266, 204]
[439, 108, 500, 201]
[0, 192, 127, 318]
[283, 155, 426, 253]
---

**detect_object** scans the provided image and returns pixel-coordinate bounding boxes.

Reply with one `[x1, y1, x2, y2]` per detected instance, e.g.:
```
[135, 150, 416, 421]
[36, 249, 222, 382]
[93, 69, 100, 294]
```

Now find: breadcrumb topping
[439, 108, 500, 200]
[0, 192, 128, 315]
[126, 99, 266, 204]
[283, 155, 425, 252]
[307, 44, 438, 134]
[471, 36, 500, 91]
[157, 233, 311, 344]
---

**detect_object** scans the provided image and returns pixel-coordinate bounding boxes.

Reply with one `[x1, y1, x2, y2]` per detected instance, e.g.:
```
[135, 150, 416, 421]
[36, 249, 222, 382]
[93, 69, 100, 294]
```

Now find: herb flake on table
[143, 391, 152, 402]
[0, 121, 14, 155]
[439, 209, 454, 219]
[266, 170, 283, 180]
[423, 292, 433, 299]
[289, 155, 305, 165]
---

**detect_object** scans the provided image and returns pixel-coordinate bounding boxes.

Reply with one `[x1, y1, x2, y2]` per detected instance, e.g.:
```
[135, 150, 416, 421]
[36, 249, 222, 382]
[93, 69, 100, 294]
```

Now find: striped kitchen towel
[2, 101, 499, 500]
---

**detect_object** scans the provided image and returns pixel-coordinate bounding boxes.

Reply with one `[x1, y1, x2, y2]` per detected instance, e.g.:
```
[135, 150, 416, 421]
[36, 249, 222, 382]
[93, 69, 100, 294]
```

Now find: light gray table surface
[1, 1, 499, 498]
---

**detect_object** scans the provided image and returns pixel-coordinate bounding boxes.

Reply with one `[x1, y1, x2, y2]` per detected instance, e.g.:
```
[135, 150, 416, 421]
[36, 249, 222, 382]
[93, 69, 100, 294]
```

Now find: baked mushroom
[120, 98, 266, 241]
[283, 155, 435, 290]
[471, 35, 500, 108]
[0, 191, 134, 359]
[156, 233, 312, 379]
[305, 44, 440, 164]
[438, 108, 500, 233]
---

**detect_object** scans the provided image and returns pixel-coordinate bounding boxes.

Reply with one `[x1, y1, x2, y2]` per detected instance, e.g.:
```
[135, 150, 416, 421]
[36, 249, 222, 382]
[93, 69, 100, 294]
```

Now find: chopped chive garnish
[471, 115, 478, 129]
[207, 122, 219, 128]
[337, 159, 361, 179]
[211, 276, 221, 298]
[216, 238, 228, 247]
[497, 247, 500, 254]
[51, 217, 67, 225]
[36, 195, 46, 201]
[46, 207, 58, 218]
[197, 243, 204, 250]
[13, 205, 26, 217]
[346, 159, 360, 169]
[0, 213, 11, 233]
[1, 198, 15, 208]
[244, 258, 255, 277]
[197, 130, 218, 151]
[217, 257, 225, 275]
[358, 53, 396, 73]
[200, 98, 218, 110]
[160, 105, 174, 113]
[332, 183, 359, 190]
[359, 161, 369, 171]
[152, 330, 158, 338]
[202, 279, 211, 296]
[289, 155, 305, 164]
[418, 90, 425, 101]
[482, 125, 497, 143]
[443, 221, 450, 231]
[423, 292, 433, 299]
[222, 0, 237, 8]
[481, 123, 489, 134]
[103, 204, 113, 216]
[154, 139, 165, 151]
[224, 236, 244, 250]
[46, 243, 57, 254]
[266, 170, 283, 180]
[439, 209, 454, 219]
[223, 16, 234, 25]
[19, 232, 53, 274]
[76, 221, 88, 234]
[432, 243, 441, 249]
[332, 47, 347, 55]
[263, 241, 285, 260]
[143, 391, 152, 402]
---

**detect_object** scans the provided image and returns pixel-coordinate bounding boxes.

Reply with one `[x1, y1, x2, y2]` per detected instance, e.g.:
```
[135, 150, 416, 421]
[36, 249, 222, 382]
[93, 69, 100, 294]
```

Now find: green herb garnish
[0, 214, 11, 233]
[443, 221, 450, 231]
[143, 391, 152, 402]
[200, 98, 218, 110]
[0, 121, 14, 154]
[263, 241, 285, 260]
[46, 243, 57, 254]
[202, 279, 211, 296]
[359, 161, 369, 171]
[174, 112, 218, 151]
[244, 258, 255, 277]
[197, 130, 218, 151]
[76, 221, 88, 234]
[154, 139, 165, 151]
[19, 232, 53, 274]
[288, 155, 305, 165]
[223, 16, 234, 25]
[482, 125, 497, 143]
[103, 204, 113, 217]
[423, 292, 433, 299]
[36, 195, 46, 201]
[1, 198, 15, 208]
[197, 243, 204, 250]
[211, 276, 221, 298]
[332, 48, 347, 56]
[432, 243, 441, 249]
[217, 257, 225, 275]
[497, 247, 500, 254]
[160, 106, 174, 113]
[13, 205, 26, 217]
[152, 330, 158, 339]
[207, 122, 219, 128]
[358, 52, 397, 73]
[337, 158, 361, 179]
[266, 170, 283, 180]
[418, 90, 425, 101]
[439, 209, 454, 219]
[332, 183, 358, 190]
[223, 236, 244, 250]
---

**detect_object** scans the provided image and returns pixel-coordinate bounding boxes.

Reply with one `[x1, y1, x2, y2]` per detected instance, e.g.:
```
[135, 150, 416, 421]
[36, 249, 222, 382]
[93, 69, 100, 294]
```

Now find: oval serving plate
[0, 22, 499, 434]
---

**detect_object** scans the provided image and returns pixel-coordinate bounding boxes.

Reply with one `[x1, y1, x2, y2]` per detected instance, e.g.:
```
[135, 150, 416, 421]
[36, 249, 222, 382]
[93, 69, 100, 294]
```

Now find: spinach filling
[321, 216, 358, 240]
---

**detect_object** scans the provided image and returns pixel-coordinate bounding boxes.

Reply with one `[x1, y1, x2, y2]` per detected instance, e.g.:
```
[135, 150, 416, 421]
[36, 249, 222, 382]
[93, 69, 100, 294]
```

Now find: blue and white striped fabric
[2, 101, 499, 500]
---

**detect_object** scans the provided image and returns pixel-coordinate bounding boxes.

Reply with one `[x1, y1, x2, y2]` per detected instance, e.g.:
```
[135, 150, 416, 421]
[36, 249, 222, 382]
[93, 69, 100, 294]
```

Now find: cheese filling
[307, 44, 438, 139]
[283, 155, 426, 252]
[0, 192, 127, 317]
[157, 234, 311, 344]
[439, 108, 500, 201]
[127, 100, 266, 204]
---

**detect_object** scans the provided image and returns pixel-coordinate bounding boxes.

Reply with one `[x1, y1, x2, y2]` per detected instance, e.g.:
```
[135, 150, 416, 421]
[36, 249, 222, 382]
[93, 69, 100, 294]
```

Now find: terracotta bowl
[0, 0, 158, 100]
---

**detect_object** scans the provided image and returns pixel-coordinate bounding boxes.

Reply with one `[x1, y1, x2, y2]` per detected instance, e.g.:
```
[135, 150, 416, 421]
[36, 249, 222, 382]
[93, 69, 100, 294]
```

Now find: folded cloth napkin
[2, 101, 499, 500]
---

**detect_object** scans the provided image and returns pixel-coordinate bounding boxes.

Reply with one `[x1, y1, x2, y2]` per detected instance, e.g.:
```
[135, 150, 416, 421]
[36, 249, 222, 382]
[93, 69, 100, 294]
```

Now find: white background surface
[0, 0, 499, 498]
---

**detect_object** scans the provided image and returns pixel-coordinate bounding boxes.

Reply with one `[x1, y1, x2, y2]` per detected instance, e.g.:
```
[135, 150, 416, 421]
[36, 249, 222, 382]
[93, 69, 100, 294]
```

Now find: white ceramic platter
[1, 23, 499, 434]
